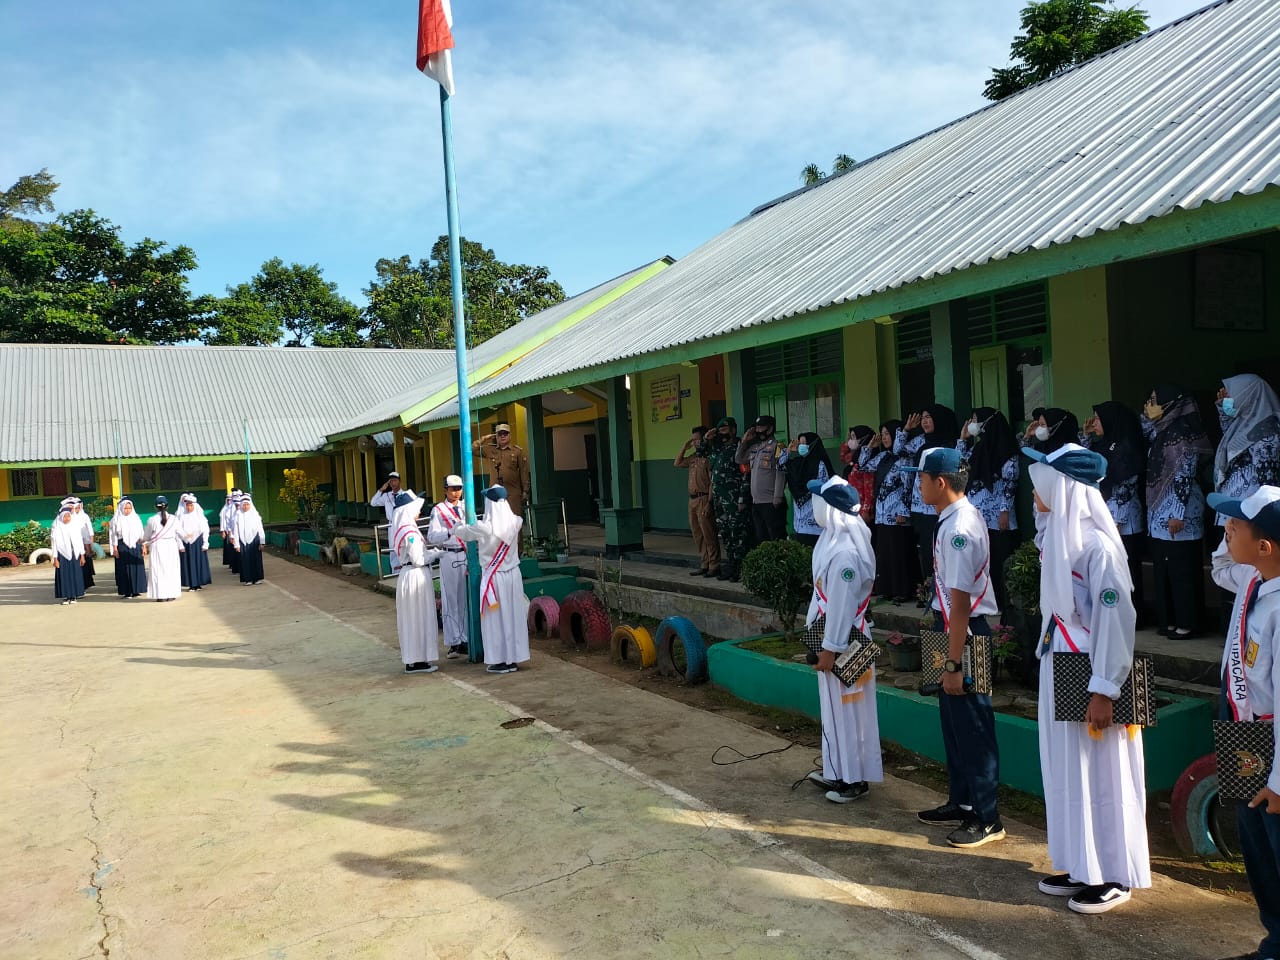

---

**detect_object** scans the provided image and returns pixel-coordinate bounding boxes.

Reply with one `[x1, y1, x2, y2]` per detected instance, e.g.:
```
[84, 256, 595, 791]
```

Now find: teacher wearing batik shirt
[1082, 400, 1147, 624]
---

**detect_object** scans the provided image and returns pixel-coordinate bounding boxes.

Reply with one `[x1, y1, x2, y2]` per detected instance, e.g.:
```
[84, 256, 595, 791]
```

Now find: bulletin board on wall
[649, 373, 682, 423]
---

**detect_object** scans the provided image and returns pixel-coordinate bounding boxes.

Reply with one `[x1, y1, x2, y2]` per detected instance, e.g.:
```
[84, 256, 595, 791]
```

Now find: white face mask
[846, 439, 858, 451]
[1034, 425, 1051, 442]
[967, 421, 983, 438]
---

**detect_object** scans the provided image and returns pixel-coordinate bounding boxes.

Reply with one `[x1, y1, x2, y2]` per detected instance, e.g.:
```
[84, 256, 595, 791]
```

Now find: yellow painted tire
[610, 625, 656, 669]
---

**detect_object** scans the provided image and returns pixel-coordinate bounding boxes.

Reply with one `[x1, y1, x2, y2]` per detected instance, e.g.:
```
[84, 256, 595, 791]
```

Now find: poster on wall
[650, 374, 682, 423]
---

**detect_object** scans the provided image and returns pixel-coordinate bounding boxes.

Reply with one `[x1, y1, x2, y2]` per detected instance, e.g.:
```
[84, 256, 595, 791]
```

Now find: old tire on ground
[655, 616, 707, 684]
[528, 596, 560, 639]
[0, 551, 20, 567]
[558, 590, 611, 650]
[29, 547, 54, 565]
[611, 625, 656, 668]
[1171, 754, 1233, 858]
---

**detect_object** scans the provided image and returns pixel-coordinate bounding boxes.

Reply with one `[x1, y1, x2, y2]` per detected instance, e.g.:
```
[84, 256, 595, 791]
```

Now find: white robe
[427, 500, 469, 649]
[806, 481, 883, 786]
[455, 504, 529, 666]
[1031, 462, 1151, 889]
[144, 513, 183, 600]
[396, 530, 443, 665]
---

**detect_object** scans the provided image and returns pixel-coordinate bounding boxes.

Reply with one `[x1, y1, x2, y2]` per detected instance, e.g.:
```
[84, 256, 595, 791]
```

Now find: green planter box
[707, 637, 1213, 797]
[298, 540, 323, 561]
[266, 531, 289, 548]
[360, 550, 391, 577]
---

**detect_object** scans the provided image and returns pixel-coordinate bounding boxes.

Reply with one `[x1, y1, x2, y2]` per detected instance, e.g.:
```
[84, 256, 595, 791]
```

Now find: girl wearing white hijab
[803, 476, 883, 803]
[109, 496, 147, 598]
[144, 495, 183, 601]
[391, 493, 445, 674]
[454, 485, 529, 674]
[51, 505, 86, 604]
[71, 498, 96, 590]
[175, 493, 212, 591]
[234, 494, 266, 585]
[1027, 443, 1149, 915]
[219, 491, 239, 569]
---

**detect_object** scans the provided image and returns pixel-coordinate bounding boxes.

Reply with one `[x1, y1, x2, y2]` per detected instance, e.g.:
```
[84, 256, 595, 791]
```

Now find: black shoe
[729, 573, 741, 583]
[716, 569, 732, 581]
[805, 771, 838, 791]
[825, 781, 869, 804]
[1038, 873, 1088, 897]
[917, 802, 967, 825]
[1067, 883, 1131, 914]
[947, 819, 1006, 848]
[689, 568, 707, 577]
[404, 662, 439, 674]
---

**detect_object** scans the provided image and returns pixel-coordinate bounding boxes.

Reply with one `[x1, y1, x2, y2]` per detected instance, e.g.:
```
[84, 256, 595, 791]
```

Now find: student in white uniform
[51, 504, 86, 604]
[427, 474, 470, 659]
[455, 485, 529, 675]
[905, 447, 1004, 848]
[371, 471, 415, 573]
[1026, 443, 1150, 915]
[143, 495, 182, 601]
[802, 476, 884, 803]
[72, 498, 96, 590]
[391, 494, 444, 674]
[234, 494, 267, 585]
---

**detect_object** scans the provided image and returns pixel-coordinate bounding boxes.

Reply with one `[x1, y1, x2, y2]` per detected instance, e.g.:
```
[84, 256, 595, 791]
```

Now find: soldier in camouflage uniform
[702, 417, 752, 582]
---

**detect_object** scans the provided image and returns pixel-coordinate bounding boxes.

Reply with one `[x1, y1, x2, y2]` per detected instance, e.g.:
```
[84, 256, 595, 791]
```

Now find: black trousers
[874, 521, 920, 600]
[1120, 533, 1148, 627]
[1148, 536, 1202, 631]
[910, 512, 938, 586]
[987, 529, 1018, 616]
[751, 502, 786, 544]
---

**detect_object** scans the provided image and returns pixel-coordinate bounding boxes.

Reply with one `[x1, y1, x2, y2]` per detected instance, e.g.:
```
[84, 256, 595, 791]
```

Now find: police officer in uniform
[737, 414, 788, 543]
[473, 422, 531, 517]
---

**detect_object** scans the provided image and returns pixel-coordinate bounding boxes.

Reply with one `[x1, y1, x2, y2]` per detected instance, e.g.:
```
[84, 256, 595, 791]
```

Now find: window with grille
[131, 466, 157, 490]
[966, 283, 1048, 346]
[71, 467, 97, 494]
[10, 469, 39, 498]
[894, 311, 933, 365]
[185, 463, 211, 488]
[42, 468, 69, 498]
[754, 331, 842, 384]
[158, 463, 184, 489]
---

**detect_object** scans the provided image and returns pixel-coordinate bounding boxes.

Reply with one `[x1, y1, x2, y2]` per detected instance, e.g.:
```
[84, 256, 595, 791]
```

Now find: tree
[202, 257, 362, 347]
[0, 208, 205, 344]
[799, 154, 857, 186]
[0, 169, 58, 230]
[984, 0, 1148, 100]
[363, 236, 565, 349]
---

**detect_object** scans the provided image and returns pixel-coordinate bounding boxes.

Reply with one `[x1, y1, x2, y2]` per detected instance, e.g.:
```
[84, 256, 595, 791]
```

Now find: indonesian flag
[417, 0, 455, 95]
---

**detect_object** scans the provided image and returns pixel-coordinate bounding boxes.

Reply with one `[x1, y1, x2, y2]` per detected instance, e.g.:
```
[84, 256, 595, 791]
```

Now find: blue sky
[1, 0, 1209, 305]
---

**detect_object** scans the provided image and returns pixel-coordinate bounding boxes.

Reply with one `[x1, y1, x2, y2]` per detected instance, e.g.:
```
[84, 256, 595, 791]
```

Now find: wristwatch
[942, 659, 963, 674]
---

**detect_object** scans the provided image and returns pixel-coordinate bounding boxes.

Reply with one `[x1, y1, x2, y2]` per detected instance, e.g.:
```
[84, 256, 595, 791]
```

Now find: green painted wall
[1048, 267, 1111, 415]
[633, 363, 703, 530]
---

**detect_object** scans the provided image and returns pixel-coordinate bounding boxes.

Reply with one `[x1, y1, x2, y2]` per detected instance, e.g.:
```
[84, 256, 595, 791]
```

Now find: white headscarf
[480, 490, 522, 549]
[233, 494, 263, 541]
[51, 508, 83, 557]
[110, 497, 144, 548]
[1217, 373, 1280, 483]
[391, 496, 426, 555]
[1029, 456, 1131, 640]
[175, 493, 207, 538]
[807, 477, 875, 627]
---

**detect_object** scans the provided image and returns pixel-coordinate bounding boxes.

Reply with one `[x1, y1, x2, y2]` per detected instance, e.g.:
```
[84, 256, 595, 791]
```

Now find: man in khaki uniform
[675, 425, 720, 577]
[472, 423, 531, 517]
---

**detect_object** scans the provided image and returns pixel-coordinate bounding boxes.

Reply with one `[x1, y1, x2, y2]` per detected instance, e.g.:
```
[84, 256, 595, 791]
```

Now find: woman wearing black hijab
[1021, 407, 1081, 455]
[895, 403, 959, 588]
[874, 419, 917, 601]
[958, 407, 1019, 612]
[779, 431, 833, 546]
[1083, 400, 1148, 623]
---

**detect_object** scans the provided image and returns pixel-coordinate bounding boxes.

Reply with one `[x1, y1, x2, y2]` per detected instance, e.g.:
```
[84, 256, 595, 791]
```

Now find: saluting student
[428, 474, 471, 659]
[803, 476, 883, 803]
[1027, 443, 1150, 915]
[906, 447, 1004, 848]
[454, 486, 529, 675]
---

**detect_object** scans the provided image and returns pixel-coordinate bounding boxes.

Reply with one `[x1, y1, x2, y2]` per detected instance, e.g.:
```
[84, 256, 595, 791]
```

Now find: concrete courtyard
[0, 556, 1262, 959]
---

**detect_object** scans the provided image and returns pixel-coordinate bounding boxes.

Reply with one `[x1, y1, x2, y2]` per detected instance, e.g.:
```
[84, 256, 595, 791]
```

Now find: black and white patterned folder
[1051, 653, 1157, 727]
[1214, 720, 1275, 803]
[919, 630, 992, 695]
[803, 615, 880, 688]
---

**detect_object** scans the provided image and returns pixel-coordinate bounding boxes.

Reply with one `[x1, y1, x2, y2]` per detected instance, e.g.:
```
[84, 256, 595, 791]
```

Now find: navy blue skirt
[54, 551, 85, 600]
[179, 535, 212, 589]
[115, 542, 147, 596]
[82, 550, 95, 589]
[239, 536, 264, 583]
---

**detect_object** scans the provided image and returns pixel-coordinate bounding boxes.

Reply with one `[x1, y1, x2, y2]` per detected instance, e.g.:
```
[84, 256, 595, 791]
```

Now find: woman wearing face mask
[1081, 401, 1148, 624]
[895, 404, 960, 590]
[957, 407, 1019, 613]
[874, 420, 917, 602]
[779, 432, 833, 546]
[845, 425, 879, 525]
[1022, 408, 1081, 456]
[1141, 384, 1212, 638]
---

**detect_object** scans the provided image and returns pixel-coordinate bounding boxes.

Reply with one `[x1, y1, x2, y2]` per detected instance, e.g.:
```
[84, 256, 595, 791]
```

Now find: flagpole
[439, 84, 483, 663]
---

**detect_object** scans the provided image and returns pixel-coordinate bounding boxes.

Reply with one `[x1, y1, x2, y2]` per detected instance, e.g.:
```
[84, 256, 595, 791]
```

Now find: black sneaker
[947, 819, 1006, 848]
[689, 568, 707, 577]
[917, 802, 968, 825]
[1038, 874, 1088, 897]
[1067, 883, 1130, 915]
[404, 662, 438, 674]
[805, 771, 838, 791]
[825, 781, 869, 804]
[485, 663, 508, 674]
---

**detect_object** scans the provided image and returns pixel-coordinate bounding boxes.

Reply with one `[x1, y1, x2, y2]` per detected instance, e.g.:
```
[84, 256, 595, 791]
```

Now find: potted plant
[887, 630, 922, 671]
[738, 539, 813, 643]
[1002, 540, 1042, 685]
[990, 622, 1021, 681]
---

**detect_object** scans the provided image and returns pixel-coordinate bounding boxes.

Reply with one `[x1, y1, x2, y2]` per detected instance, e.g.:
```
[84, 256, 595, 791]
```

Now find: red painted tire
[528, 596, 560, 639]
[558, 590, 611, 650]
[0, 551, 19, 567]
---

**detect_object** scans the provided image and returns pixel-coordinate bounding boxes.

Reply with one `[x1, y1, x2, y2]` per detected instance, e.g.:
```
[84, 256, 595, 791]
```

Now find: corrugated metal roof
[422, 0, 1280, 399]
[331, 259, 668, 436]
[0, 345, 455, 463]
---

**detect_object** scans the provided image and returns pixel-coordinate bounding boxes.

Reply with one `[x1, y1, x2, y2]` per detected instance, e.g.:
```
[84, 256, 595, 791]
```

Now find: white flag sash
[1225, 577, 1269, 722]
[480, 540, 511, 610]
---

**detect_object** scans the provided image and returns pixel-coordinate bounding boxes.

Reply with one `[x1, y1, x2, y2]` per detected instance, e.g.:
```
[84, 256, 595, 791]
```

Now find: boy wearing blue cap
[906, 447, 1004, 847]
[1208, 485, 1280, 960]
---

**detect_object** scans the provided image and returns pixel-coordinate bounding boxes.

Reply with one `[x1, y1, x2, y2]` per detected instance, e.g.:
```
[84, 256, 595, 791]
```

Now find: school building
[3, 0, 1278, 549]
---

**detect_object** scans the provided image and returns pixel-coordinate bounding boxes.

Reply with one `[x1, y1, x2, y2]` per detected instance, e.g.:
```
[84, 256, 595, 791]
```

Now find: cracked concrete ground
[0, 557, 1261, 959]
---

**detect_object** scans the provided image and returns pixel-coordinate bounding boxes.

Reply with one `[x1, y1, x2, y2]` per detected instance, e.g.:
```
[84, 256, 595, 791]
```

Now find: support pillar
[225, 465, 236, 495]
[601, 376, 643, 557]
[363, 448, 377, 524]
[334, 453, 347, 518]
[727, 349, 756, 425]
[930, 299, 971, 415]
[525, 395, 559, 544]
[392, 427, 408, 489]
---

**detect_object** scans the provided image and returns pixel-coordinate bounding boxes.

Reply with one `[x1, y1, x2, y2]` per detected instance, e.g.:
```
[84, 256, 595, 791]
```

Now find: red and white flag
[417, 0, 455, 95]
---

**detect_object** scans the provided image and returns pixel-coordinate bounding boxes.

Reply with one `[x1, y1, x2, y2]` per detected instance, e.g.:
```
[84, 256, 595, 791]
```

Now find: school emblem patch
[1246, 638, 1259, 669]
[841, 568, 854, 582]
[951, 535, 967, 550]
[1099, 588, 1119, 608]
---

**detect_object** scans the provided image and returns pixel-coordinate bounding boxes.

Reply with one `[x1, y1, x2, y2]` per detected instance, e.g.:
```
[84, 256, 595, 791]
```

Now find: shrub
[739, 539, 813, 642]
[1004, 540, 1041, 616]
[279, 468, 335, 544]
[0, 520, 52, 558]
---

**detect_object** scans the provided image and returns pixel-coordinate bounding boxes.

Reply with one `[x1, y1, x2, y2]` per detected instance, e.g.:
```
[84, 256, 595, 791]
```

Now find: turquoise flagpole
[438, 84, 483, 663]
